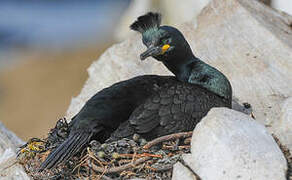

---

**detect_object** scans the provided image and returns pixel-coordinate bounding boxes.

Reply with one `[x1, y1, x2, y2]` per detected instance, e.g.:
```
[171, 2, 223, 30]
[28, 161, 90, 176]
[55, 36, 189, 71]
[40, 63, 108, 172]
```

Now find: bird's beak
[140, 46, 162, 61]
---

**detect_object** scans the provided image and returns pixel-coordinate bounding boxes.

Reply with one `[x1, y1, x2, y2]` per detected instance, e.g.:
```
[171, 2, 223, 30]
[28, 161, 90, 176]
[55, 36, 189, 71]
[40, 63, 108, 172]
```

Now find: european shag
[40, 12, 232, 170]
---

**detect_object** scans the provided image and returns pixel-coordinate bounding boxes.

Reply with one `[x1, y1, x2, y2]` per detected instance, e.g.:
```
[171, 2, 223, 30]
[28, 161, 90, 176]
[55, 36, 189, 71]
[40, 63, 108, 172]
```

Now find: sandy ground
[0, 45, 109, 141]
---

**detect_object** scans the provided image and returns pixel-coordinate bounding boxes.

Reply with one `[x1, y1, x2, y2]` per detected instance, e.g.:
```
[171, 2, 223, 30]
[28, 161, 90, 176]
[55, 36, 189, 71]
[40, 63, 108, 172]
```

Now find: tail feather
[52, 134, 82, 166]
[39, 131, 92, 171]
[59, 134, 88, 164]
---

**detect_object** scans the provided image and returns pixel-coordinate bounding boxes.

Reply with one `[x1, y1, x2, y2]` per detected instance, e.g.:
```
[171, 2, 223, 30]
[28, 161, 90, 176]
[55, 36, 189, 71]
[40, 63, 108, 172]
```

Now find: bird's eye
[162, 38, 171, 45]
[159, 37, 170, 45]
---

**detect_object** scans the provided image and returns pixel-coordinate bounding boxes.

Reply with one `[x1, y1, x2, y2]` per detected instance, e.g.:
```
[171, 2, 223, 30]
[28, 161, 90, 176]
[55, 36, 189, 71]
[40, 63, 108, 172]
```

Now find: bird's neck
[163, 55, 232, 101]
[162, 53, 195, 82]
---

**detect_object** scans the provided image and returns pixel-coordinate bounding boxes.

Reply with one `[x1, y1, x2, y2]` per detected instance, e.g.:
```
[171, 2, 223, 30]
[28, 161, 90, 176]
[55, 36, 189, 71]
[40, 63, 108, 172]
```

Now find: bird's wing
[129, 83, 228, 138]
[126, 83, 222, 138]
[109, 82, 182, 140]
[108, 81, 230, 140]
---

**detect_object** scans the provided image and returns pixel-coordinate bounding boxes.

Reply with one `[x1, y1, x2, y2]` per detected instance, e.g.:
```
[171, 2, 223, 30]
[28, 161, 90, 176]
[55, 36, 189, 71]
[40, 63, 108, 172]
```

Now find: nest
[18, 115, 292, 180]
[18, 118, 193, 180]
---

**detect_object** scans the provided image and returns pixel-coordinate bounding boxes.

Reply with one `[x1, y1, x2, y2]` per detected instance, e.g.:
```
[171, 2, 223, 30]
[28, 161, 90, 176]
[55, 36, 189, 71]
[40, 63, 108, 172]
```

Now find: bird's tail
[39, 131, 92, 171]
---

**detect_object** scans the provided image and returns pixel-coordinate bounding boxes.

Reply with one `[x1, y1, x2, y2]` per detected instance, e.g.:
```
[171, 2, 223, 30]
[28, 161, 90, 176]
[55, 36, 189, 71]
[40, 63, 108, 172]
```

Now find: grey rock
[114, 0, 211, 41]
[272, 0, 292, 15]
[273, 97, 292, 150]
[0, 122, 30, 180]
[114, 0, 273, 41]
[189, 108, 287, 180]
[172, 161, 198, 180]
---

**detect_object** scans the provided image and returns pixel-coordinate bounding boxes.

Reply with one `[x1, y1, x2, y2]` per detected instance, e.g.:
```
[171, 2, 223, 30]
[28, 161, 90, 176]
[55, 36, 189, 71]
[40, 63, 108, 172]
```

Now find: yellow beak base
[161, 44, 170, 54]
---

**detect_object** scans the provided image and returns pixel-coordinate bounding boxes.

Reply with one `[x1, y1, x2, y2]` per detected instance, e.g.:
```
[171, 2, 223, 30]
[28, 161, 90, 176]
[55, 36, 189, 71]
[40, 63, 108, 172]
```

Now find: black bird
[40, 12, 232, 170]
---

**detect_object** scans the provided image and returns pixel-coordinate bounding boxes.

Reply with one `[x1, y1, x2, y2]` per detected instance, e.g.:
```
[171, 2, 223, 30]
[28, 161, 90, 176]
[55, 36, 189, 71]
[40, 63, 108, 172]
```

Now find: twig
[155, 164, 173, 172]
[143, 131, 193, 149]
[92, 157, 151, 174]
[87, 147, 104, 168]
[120, 153, 162, 159]
[140, 153, 162, 158]
[97, 165, 108, 180]
[72, 154, 89, 172]
[118, 159, 132, 164]
[131, 148, 137, 164]
[145, 165, 157, 171]
[163, 145, 191, 150]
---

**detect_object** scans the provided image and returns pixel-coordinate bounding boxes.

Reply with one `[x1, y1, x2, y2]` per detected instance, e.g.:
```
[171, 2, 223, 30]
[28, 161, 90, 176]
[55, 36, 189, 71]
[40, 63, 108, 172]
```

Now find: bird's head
[130, 12, 193, 62]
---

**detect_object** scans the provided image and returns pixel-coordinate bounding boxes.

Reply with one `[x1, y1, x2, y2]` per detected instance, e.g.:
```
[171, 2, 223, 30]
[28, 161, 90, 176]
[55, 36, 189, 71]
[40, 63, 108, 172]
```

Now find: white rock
[172, 161, 198, 180]
[273, 97, 292, 150]
[115, 0, 270, 41]
[184, 0, 292, 126]
[271, 0, 292, 15]
[189, 108, 287, 180]
[0, 122, 30, 180]
[114, 0, 212, 41]
[159, 0, 211, 28]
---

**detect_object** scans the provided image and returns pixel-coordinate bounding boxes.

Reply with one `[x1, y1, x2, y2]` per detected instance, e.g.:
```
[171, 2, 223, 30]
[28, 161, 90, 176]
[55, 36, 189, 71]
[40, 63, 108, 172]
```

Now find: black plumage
[40, 12, 232, 171]
[110, 78, 230, 141]
[130, 12, 161, 33]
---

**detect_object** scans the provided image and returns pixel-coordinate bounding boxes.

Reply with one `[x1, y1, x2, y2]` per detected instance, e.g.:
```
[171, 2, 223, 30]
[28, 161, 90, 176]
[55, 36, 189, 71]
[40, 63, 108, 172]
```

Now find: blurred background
[0, 0, 290, 141]
[0, 0, 130, 140]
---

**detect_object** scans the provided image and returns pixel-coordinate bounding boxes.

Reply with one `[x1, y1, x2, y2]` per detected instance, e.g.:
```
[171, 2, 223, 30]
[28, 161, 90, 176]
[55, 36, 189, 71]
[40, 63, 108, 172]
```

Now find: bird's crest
[130, 12, 161, 33]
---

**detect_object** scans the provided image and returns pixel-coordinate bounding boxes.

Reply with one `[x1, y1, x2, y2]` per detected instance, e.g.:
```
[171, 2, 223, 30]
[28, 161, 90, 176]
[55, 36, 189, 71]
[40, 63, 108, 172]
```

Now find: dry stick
[143, 131, 193, 149]
[97, 165, 108, 180]
[92, 131, 192, 174]
[72, 154, 89, 173]
[155, 164, 174, 172]
[163, 145, 191, 150]
[92, 156, 151, 174]
[140, 153, 162, 158]
[119, 153, 162, 159]
[131, 149, 138, 164]
[87, 148, 104, 168]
